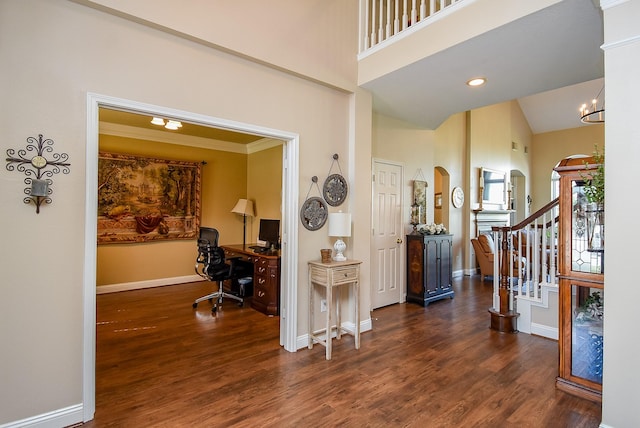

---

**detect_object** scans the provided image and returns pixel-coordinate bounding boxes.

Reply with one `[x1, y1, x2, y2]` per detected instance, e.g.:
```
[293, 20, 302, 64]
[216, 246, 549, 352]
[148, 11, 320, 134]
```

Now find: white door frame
[83, 92, 299, 421]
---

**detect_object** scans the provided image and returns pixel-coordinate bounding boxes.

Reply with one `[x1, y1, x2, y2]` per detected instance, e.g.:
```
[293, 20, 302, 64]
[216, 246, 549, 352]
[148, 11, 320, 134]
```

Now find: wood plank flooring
[83, 275, 602, 427]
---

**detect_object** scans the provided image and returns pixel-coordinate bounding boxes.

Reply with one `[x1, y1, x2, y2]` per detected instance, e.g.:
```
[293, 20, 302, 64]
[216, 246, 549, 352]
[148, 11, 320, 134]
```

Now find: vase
[585, 202, 604, 252]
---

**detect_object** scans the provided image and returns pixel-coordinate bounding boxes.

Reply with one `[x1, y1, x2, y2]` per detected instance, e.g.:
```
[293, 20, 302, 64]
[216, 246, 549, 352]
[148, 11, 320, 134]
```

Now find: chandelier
[579, 86, 605, 124]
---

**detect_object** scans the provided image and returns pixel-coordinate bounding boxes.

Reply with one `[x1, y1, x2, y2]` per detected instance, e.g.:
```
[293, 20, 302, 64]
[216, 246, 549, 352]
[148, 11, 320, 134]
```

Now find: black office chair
[193, 227, 245, 313]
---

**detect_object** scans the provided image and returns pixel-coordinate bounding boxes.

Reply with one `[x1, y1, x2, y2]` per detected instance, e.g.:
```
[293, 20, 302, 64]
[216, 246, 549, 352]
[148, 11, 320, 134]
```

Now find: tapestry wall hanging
[413, 179, 428, 225]
[97, 152, 201, 244]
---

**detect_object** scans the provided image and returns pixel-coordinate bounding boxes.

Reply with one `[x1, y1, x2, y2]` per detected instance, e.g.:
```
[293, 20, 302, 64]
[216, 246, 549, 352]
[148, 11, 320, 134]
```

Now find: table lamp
[328, 212, 351, 262]
[231, 198, 255, 246]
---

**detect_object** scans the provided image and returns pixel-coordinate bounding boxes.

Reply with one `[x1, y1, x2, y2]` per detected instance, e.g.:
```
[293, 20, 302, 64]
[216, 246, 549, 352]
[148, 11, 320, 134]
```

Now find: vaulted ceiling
[361, 0, 604, 133]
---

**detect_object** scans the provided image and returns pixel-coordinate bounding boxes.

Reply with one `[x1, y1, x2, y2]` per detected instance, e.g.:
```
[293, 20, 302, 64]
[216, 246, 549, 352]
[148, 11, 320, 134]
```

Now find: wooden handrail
[488, 197, 560, 333]
[494, 197, 559, 232]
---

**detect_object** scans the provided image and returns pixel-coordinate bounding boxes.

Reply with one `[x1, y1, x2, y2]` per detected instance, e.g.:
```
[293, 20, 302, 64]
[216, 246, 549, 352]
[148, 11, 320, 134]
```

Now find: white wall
[0, 0, 363, 424]
[601, 0, 640, 426]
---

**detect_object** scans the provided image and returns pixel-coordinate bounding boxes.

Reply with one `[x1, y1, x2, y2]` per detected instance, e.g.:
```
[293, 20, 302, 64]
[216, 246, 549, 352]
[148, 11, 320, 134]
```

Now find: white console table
[308, 259, 361, 360]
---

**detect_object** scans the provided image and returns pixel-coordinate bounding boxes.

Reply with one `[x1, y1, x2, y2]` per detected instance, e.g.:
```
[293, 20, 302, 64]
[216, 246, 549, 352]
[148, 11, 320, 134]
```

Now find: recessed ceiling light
[151, 117, 183, 130]
[164, 120, 182, 130]
[467, 77, 486, 87]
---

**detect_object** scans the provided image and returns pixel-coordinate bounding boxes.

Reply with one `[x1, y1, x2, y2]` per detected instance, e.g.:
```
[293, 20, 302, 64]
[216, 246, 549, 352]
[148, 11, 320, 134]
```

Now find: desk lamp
[328, 212, 351, 262]
[231, 199, 255, 246]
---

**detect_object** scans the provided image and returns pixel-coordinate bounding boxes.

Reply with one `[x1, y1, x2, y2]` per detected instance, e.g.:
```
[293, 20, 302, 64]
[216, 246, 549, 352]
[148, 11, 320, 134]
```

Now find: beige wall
[372, 112, 435, 229]
[82, 0, 358, 93]
[247, 144, 283, 244]
[0, 0, 359, 423]
[530, 125, 604, 212]
[433, 112, 468, 272]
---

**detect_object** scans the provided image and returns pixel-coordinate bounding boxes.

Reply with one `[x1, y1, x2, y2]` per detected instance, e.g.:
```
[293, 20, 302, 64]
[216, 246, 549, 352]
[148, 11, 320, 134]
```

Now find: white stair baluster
[402, 0, 408, 29]
[378, 0, 384, 43]
[371, 0, 377, 45]
[386, 0, 392, 40]
[364, 0, 371, 49]
[394, 0, 400, 35]
[411, 0, 417, 26]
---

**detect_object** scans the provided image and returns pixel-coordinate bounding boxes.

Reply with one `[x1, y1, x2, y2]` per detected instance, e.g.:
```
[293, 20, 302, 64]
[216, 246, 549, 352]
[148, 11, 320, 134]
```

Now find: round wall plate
[300, 196, 328, 230]
[452, 186, 465, 208]
[323, 173, 348, 206]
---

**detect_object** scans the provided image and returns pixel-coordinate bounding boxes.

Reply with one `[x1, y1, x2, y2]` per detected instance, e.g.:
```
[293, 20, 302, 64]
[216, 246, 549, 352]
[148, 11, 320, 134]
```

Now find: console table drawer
[331, 266, 359, 285]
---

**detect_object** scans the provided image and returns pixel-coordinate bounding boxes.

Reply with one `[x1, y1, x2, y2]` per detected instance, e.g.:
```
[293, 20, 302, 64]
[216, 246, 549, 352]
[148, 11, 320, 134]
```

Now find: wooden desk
[308, 259, 361, 360]
[221, 244, 281, 316]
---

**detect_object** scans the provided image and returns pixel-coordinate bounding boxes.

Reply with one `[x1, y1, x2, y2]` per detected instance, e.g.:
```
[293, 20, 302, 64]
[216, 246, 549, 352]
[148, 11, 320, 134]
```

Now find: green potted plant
[581, 146, 604, 251]
[582, 145, 604, 205]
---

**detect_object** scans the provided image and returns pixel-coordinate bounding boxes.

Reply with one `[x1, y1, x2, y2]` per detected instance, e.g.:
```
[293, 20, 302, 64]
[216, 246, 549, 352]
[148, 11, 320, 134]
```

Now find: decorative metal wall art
[323, 153, 348, 206]
[5, 134, 71, 214]
[300, 176, 328, 230]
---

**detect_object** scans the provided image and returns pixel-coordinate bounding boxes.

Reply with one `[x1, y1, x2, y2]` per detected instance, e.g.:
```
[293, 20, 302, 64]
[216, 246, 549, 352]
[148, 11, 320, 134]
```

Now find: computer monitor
[258, 218, 280, 249]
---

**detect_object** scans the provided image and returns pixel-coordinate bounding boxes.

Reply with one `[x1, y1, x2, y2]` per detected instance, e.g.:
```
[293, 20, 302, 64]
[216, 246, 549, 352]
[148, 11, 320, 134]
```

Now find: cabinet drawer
[253, 282, 270, 301]
[254, 274, 270, 287]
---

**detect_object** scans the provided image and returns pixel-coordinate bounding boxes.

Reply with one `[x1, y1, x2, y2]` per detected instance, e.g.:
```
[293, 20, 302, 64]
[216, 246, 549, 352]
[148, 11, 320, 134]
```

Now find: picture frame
[412, 180, 427, 224]
[435, 192, 443, 209]
[97, 152, 201, 244]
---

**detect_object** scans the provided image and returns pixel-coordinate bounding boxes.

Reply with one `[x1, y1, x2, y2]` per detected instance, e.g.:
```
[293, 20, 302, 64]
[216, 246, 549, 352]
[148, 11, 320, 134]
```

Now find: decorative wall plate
[452, 186, 464, 208]
[323, 173, 348, 207]
[300, 196, 328, 231]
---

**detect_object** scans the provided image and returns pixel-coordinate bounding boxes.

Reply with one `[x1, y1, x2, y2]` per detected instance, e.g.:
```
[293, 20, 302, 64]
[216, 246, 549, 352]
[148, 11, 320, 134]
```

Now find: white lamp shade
[231, 199, 255, 217]
[328, 212, 351, 237]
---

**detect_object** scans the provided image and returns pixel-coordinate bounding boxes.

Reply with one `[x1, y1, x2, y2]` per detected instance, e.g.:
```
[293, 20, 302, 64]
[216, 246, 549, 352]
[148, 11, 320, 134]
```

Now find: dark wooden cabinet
[554, 156, 604, 402]
[406, 234, 454, 306]
[251, 255, 281, 316]
[222, 245, 281, 316]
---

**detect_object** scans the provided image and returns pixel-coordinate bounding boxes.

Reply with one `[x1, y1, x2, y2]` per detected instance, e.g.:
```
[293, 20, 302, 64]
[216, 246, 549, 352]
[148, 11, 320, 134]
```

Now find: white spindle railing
[490, 199, 560, 313]
[360, 0, 465, 53]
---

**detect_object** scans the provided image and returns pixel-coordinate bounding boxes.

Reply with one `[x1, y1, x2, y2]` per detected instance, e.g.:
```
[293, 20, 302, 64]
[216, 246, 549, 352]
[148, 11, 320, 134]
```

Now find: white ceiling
[361, 0, 605, 134]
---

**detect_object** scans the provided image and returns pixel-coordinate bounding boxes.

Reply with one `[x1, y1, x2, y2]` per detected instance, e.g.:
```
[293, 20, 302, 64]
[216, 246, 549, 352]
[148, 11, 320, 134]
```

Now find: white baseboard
[531, 323, 558, 340]
[0, 404, 83, 428]
[96, 275, 202, 294]
[296, 317, 372, 350]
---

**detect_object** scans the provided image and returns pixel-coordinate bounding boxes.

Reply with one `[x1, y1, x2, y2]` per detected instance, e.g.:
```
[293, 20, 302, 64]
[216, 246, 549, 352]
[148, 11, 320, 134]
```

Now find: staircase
[487, 198, 560, 338]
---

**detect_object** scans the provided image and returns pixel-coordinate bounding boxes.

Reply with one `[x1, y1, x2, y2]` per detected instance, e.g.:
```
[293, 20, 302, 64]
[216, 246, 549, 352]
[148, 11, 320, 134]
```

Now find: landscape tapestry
[97, 152, 201, 244]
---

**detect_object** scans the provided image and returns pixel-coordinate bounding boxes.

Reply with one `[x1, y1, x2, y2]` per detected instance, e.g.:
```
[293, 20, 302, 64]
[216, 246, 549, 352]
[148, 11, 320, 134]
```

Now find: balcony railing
[359, 0, 467, 53]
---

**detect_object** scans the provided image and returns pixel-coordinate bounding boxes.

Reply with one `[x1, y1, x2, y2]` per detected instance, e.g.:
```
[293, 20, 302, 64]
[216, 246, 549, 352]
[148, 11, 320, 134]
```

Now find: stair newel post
[489, 226, 520, 333]
[499, 229, 510, 313]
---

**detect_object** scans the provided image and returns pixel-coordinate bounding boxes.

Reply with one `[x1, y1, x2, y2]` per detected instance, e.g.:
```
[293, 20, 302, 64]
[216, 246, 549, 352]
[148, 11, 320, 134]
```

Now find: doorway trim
[84, 92, 299, 421]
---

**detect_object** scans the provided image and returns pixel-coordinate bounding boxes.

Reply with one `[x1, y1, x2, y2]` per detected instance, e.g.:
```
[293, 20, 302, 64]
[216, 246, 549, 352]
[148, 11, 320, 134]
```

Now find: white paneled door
[371, 159, 404, 309]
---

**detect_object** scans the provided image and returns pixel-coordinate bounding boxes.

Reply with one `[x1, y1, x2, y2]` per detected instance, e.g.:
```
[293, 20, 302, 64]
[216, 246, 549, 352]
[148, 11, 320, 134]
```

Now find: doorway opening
[83, 93, 299, 421]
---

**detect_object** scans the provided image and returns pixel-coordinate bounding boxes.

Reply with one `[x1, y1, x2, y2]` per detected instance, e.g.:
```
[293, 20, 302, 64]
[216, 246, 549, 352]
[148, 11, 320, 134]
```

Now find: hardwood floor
[84, 275, 602, 427]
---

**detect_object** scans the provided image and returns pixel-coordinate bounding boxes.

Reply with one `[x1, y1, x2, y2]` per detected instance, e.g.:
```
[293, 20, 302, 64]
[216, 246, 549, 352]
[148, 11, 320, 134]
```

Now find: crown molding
[599, 0, 629, 10]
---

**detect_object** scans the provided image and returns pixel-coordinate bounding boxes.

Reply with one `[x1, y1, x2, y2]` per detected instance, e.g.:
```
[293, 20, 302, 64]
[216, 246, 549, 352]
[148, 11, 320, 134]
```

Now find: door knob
[397, 238, 403, 244]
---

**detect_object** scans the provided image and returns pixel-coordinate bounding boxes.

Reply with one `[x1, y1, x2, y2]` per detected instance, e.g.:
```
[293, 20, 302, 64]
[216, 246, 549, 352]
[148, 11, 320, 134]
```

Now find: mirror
[480, 167, 507, 206]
